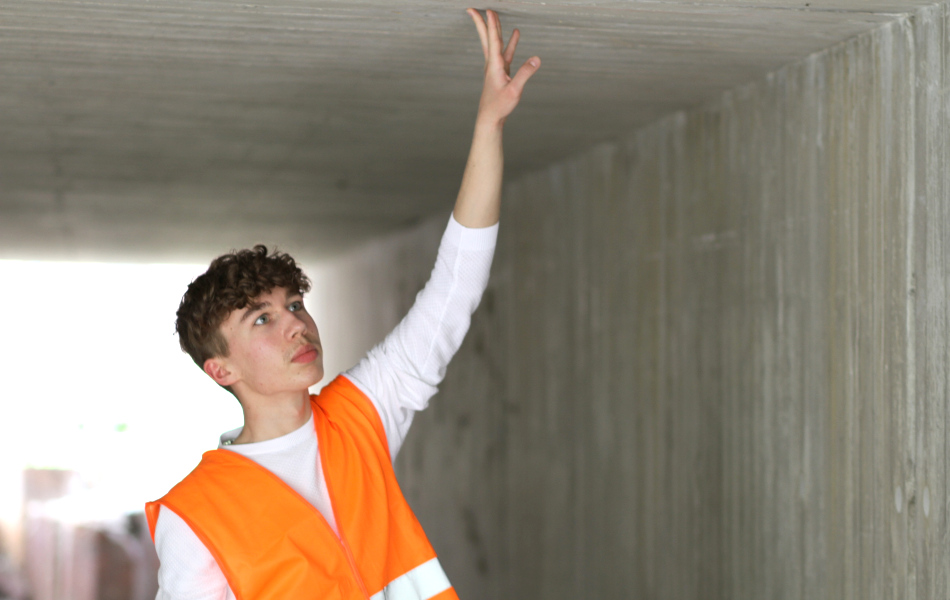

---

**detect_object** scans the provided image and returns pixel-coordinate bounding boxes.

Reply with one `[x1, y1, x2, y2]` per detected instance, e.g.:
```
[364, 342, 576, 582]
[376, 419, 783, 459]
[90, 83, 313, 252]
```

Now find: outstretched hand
[467, 8, 540, 126]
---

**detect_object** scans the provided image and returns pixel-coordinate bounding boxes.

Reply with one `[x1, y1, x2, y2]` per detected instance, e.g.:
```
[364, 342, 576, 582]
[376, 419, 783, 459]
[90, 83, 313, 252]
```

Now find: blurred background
[0, 256, 388, 600]
[0, 261, 240, 600]
[4, 1, 950, 599]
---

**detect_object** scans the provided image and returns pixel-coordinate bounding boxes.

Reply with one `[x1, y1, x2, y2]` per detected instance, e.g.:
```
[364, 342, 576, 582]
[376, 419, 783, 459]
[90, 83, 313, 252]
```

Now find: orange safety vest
[145, 375, 459, 600]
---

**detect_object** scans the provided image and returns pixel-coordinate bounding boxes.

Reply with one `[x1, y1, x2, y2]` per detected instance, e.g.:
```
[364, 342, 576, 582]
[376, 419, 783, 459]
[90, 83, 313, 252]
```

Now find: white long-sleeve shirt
[153, 215, 498, 600]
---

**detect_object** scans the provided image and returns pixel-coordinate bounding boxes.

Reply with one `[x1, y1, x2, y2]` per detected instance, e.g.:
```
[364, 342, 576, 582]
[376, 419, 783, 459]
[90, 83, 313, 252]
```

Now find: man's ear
[203, 357, 238, 387]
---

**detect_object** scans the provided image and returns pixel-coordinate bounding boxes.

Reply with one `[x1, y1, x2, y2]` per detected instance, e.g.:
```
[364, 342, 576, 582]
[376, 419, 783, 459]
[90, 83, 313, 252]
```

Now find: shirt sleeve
[153, 505, 235, 600]
[344, 213, 497, 461]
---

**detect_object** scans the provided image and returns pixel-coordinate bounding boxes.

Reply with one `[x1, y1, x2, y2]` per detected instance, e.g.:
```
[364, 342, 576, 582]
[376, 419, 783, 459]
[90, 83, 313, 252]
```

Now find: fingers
[467, 8, 489, 61]
[503, 28, 520, 66]
[487, 9, 503, 59]
[470, 8, 532, 83]
[509, 56, 541, 93]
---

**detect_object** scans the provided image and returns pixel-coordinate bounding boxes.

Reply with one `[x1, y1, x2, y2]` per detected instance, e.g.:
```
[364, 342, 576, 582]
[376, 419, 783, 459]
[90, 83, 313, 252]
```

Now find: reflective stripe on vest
[145, 375, 459, 600]
[369, 558, 451, 600]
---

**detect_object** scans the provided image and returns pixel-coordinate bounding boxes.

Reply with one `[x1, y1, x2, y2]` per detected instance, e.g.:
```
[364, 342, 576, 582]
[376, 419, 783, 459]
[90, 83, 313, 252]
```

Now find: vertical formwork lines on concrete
[324, 3, 950, 599]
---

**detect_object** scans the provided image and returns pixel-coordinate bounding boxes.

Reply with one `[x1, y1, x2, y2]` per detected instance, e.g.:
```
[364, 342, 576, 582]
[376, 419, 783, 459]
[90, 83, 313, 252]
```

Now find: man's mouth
[292, 344, 319, 364]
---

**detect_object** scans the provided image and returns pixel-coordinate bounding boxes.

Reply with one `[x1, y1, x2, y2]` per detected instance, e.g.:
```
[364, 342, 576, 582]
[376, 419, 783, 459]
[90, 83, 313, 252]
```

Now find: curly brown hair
[176, 245, 312, 369]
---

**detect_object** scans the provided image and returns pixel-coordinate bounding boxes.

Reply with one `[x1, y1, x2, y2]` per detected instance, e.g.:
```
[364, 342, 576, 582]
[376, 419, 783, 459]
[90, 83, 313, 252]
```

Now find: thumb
[509, 56, 541, 93]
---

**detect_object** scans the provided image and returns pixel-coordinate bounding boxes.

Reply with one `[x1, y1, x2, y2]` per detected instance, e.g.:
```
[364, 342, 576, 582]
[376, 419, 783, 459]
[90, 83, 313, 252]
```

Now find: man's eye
[289, 301, 303, 312]
[254, 314, 269, 325]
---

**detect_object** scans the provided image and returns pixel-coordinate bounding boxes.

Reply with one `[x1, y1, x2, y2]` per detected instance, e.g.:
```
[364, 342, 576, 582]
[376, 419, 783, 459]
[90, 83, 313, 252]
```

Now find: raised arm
[344, 10, 540, 459]
[453, 8, 541, 228]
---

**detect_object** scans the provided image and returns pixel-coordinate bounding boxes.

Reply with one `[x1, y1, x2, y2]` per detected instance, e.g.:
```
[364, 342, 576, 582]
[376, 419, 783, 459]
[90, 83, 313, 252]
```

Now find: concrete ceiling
[0, 0, 934, 261]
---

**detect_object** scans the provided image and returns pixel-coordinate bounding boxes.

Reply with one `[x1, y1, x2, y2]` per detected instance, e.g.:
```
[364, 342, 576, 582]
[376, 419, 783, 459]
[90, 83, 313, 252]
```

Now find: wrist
[474, 113, 506, 135]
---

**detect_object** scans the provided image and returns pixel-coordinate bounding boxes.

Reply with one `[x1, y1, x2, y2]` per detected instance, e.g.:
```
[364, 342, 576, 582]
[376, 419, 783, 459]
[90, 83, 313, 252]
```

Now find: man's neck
[232, 389, 312, 444]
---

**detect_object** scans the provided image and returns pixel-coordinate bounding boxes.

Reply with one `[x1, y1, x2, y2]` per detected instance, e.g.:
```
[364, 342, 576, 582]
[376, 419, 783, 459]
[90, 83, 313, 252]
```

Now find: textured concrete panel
[0, 0, 938, 260]
[316, 3, 950, 598]
[910, 6, 950, 600]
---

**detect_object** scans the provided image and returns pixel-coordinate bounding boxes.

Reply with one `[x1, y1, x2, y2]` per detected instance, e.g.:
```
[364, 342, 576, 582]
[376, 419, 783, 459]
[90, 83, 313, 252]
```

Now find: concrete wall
[316, 4, 950, 599]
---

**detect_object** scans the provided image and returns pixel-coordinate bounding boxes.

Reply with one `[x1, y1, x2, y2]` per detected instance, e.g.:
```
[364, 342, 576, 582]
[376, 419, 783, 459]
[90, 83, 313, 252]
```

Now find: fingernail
[529, 58, 540, 67]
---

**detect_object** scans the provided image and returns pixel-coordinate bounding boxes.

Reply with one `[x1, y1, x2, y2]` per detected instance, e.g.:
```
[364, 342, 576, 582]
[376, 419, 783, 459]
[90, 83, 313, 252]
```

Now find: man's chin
[305, 366, 325, 389]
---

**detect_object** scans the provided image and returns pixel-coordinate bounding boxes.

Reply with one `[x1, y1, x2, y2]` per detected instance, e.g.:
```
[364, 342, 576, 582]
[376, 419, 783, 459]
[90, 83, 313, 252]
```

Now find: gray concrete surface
[0, 0, 938, 260]
[8, 0, 950, 597]
[316, 4, 950, 598]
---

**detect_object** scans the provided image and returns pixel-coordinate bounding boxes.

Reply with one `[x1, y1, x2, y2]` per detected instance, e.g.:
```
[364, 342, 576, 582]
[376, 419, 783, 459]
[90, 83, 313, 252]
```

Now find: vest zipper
[288, 475, 371, 600]
[337, 532, 371, 599]
[214, 434, 372, 599]
[316, 417, 372, 600]
[303, 477, 371, 600]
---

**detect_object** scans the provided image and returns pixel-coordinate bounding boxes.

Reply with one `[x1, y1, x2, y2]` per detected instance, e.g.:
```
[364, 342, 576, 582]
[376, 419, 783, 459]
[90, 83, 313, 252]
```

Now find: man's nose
[285, 309, 307, 337]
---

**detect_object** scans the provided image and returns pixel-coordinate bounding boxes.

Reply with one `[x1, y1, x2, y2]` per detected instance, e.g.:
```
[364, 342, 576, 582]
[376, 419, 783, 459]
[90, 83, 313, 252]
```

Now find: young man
[146, 9, 540, 600]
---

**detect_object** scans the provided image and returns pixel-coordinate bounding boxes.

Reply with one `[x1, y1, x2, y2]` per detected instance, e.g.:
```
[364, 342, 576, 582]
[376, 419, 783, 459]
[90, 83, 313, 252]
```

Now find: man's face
[207, 287, 324, 400]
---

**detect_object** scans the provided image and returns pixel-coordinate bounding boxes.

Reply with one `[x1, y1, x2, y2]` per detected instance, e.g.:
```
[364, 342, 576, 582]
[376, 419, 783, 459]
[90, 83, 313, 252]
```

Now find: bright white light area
[0, 260, 249, 518]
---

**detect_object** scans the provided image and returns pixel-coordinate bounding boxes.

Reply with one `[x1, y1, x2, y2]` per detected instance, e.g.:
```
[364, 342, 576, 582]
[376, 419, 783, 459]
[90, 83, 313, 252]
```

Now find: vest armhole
[152, 499, 245, 600]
